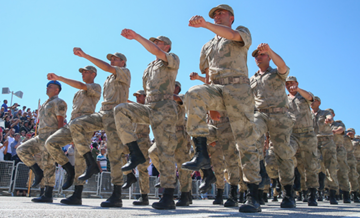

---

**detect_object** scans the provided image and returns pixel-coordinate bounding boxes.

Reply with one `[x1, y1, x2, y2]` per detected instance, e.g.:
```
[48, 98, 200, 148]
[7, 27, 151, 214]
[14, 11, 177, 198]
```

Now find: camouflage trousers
[45, 124, 89, 186]
[265, 146, 279, 179]
[114, 101, 178, 189]
[70, 110, 125, 185]
[347, 154, 359, 192]
[184, 83, 261, 184]
[17, 132, 56, 187]
[123, 136, 151, 194]
[208, 142, 225, 189]
[150, 129, 192, 192]
[318, 138, 339, 190]
[293, 130, 319, 190]
[356, 162, 360, 192]
[252, 111, 296, 186]
[337, 146, 350, 192]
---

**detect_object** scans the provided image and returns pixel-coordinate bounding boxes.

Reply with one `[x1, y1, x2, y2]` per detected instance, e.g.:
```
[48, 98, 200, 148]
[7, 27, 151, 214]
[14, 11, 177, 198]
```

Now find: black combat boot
[61, 185, 83, 205]
[294, 167, 301, 192]
[78, 152, 100, 181]
[32, 186, 53, 203]
[257, 189, 265, 205]
[224, 185, 238, 207]
[122, 172, 137, 189]
[280, 185, 296, 208]
[329, 189, 338, 205]
[122, 141, 146, 171]
[308, 188, 318, 206]
[263, 192, 268, 203]
[29, 163, 43, 187]
[239, 183, 261, 213]
[239, 191, 245, 203]
[297, 191, 303, 201]
[61, 162, 75, 190]
[101, 185, 122, 207]
[339, 189, 343, 200]
[176, 192, 190, 206]
[272, 192, 278, 202]
[152, 188, 176, 210]
[39, 188, 44, 197]
[343, 191, 351, 203]
[213, 189, 224, 205]
[188, 191, 193, 204]
[133, 194, 149, 205]
[199, 168, 216, 193]
[302, 190, 308, 202]
[181, 137, 210, 171]
[318, 190, 323, 201]
[353, 192, 360, 203]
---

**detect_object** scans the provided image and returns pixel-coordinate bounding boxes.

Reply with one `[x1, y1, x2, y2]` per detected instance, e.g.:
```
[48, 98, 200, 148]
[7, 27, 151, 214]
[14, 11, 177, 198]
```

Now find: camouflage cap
[286, 76, 297, 82]
[106, 52, 127, 63]
[325, 108, 334, 114]
[79, 65, 97, 75]
[314, 96, 321, 102]
[133, 90, 146, 96]
[209, 4, 234, 18]
[355, 135, 360, 139]
[149, 36, 172, 47]
[175, 81, 181, 88]
[347, 128, 355, 133]
[252, 49, 259, 57]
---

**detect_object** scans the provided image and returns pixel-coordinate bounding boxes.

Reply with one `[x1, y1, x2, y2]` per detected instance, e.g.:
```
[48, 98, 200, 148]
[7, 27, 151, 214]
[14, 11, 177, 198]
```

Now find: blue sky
[1, 0, 359, 134]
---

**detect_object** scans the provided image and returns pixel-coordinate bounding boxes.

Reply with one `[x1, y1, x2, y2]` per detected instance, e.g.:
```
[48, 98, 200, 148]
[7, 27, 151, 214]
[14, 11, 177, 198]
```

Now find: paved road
[1, 196, 360, 217]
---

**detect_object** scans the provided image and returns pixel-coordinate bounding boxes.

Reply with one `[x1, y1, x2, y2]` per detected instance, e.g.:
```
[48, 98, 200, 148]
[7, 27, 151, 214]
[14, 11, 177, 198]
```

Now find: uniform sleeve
[86, 83, 101, 98]
[55, 100, 67, 117]
[200, 42, 211, 74]
[115, 67, 131, 86]
[235, 26, 252, 48]
[276, 67, 290, 80]
[307, 92, 315, 104]
[165, 53, 180, 70]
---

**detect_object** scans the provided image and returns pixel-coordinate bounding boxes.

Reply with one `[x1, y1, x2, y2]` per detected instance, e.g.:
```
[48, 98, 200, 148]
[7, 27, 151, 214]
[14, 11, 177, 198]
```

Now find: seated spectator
[20, 130, 26, 141]
[20, 112, 28, 122]
[10, 133, 21, 165]
[0, 107, 5, 118]
[4, 115, 11, 129]
[22, 132, 33, 143]
[10, 119, 20, 133]
[97, 147, 107, 172]
[20, 121, 30, 133]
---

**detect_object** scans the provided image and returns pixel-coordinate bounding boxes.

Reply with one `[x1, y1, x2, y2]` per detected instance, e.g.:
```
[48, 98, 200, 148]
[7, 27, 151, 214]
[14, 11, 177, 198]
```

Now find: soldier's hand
[121, 29, 137, 40]
[73, 47, 86, 57]
[190, 72, 199, 80]
[209, 110, 221, 121]
[47, 73, 59, 81]
[189, 15, 207, 28]
[257, 43, 271, 55]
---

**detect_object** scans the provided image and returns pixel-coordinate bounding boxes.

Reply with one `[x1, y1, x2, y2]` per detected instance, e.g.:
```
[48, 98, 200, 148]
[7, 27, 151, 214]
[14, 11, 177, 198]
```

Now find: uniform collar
[254, 66, 273, 77]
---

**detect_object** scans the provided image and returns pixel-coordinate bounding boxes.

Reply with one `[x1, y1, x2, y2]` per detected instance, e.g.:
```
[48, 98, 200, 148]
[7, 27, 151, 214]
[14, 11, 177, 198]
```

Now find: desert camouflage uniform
[344, 134, 358, 192]
[288, 92, 319, 190]
[70, 67, 130, 185]
[115, 52, 179, 189]
[331, 120, 350, 192]
[250, 66, 296, 186]
[123, 123, 151, 194]
[312, 109, 339, 190]
[265, 142, 279, 179]
[352, 138, 360, 190]
[184, 26, 262, 184]
[17, 95, 67, 187]
[46, 83, 101, 186]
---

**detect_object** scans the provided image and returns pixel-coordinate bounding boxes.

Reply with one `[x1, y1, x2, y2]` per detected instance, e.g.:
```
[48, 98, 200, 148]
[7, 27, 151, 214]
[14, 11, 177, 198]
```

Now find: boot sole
[152, 205, 176, 210]
[181, 164, 211, 171]
[60, 200, 82, 205]
[78, 169, 100, 181]
[239, 205, 261, 213]
[100, 203, 123, 207]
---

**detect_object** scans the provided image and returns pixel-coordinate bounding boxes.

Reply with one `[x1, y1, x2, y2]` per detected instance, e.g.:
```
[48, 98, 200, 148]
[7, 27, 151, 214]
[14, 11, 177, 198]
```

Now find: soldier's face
[311, 100, 320, 109]
[136, 94, 146, 104]
[153, 40, 170, 53]
[111, 56, 125, 67]
[213, 9, 233, 26]
[255, 53, 270, 66]
[81, 70, 95, 83]
[46, 84, 59, 97]
[174, 85, 180, 94]
[285, 81, 298, 92]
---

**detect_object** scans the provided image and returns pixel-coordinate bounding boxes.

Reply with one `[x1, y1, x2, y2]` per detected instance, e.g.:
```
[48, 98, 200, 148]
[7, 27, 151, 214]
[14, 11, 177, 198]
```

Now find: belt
[146, 94, 173, 104]
[293, 127, 314, 134]
[101, 104, 118, 111]
[256, 107, 288, 113]
[176, 125, 184, 132]
[317, 135, 333, 142]
[212, 76, 250, 85]
[136, 133, 149, 138]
